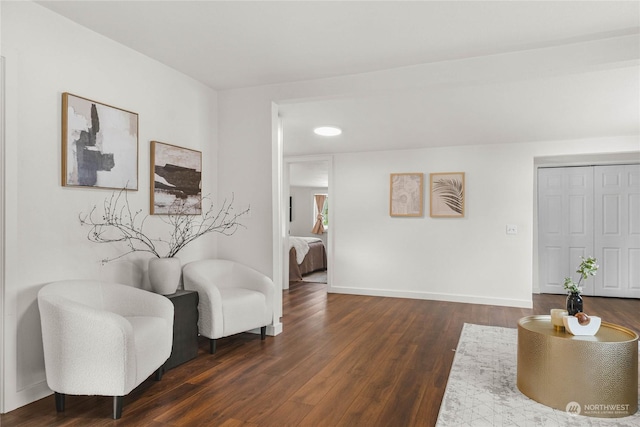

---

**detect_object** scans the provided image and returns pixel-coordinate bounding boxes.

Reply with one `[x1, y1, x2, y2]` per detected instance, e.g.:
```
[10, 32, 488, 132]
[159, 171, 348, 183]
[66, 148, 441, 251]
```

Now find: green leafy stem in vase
[79, 188, 249, 263]
[563, 256, 598, 294]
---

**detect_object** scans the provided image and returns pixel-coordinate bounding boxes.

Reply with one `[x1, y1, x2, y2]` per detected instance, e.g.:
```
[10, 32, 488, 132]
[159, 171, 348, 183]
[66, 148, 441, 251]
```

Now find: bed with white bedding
[289, 236, 327, 282]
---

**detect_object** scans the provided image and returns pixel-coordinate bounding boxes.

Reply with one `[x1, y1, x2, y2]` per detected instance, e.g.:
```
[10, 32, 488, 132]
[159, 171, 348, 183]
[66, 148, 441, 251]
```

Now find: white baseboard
[249, 321, 283, 337]
[2, 381, 51, 414]
[327, 285, 533, 309]
[267, 322, 283, 336]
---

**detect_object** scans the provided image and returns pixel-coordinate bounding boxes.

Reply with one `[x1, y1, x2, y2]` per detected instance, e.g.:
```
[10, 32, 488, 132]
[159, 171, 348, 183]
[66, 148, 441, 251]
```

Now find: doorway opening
[283, 156, 332, 291]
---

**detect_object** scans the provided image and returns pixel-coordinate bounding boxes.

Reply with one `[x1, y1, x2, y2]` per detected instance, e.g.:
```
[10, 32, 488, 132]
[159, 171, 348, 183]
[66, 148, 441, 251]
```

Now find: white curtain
[311, 194, 326, 235]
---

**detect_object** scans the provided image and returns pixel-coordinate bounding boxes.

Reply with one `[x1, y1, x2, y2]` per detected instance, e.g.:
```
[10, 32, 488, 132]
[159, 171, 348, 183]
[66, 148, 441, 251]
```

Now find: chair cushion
[125, 316, 173, 383]
[220, 288, 267, 337]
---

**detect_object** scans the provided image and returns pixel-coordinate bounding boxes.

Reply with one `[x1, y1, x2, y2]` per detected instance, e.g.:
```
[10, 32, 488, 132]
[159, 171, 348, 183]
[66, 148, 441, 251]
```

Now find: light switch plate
[506, 224, 518, 235]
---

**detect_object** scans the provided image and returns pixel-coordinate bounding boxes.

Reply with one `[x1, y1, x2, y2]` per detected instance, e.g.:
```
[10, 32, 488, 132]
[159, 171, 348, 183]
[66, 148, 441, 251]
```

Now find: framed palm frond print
[62, 92, 138, 190]
[390, 173, 424, 217]
[430, 172, 465, 218]
[151, 141, 202, 215]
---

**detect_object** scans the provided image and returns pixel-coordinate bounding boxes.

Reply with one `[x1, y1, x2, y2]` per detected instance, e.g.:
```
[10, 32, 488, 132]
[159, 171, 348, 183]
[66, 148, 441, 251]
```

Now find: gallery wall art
[430, 172, 465, 217]
[150, 141, 202, 215]
[62, 93, 138, 190]
[390, 173, 424, 217]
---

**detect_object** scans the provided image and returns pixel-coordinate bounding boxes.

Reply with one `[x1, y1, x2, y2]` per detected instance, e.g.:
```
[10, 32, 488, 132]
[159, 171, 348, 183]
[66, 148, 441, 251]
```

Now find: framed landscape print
[430, 172, 465, 218]
[390, 173, 424, 217]
[150, 141, 202, 215]
[62, 92, 138, 190]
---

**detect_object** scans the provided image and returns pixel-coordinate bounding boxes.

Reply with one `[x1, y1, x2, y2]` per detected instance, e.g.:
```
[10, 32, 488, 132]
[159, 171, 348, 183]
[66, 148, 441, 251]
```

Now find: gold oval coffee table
[517, 315, 638, 418]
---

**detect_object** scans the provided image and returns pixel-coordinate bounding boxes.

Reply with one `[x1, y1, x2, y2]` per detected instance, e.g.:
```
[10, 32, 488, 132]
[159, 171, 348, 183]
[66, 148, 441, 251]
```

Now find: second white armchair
[183, 259, 274, 354]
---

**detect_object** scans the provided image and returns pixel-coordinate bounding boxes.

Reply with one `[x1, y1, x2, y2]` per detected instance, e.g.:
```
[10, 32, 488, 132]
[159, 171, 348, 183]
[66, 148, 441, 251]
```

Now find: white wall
[216, 35, 639, 310]
[217, 92, 275, 274]
[1, 2, 217, 412]
[329, 138, 638, 306]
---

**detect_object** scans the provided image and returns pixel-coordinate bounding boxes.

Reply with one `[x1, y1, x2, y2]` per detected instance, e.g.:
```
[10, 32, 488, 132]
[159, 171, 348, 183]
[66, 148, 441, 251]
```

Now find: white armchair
[183, 259, 274, 354]
[37, 280, 174, 419]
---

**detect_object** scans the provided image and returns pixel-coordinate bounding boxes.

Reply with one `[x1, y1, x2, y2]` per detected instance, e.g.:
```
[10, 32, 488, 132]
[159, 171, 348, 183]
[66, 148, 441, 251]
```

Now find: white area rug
[436, 323, 640, 427]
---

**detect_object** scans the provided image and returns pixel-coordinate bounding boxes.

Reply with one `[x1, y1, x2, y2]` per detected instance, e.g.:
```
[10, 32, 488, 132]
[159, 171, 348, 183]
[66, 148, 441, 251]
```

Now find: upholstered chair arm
[102, 284, 174, 324]
[235, 265, 275, 297]
[235, 265, 275, 320]
[183, 267, 224, 339]
[38, 295, 137, 396]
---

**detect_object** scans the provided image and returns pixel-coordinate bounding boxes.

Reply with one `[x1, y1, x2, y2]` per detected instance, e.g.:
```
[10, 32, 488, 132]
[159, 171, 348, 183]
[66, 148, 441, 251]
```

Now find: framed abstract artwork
[430, 172, 465, 218]
[150, 141, 202, 215]
[62, 92, 138, 190]
[390, 173, 424, 217]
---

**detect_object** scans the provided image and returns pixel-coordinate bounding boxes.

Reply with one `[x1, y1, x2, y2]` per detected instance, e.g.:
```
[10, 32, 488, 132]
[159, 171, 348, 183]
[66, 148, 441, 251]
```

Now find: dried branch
[159, 194, 248, 258]
[79, 188, 249, 263]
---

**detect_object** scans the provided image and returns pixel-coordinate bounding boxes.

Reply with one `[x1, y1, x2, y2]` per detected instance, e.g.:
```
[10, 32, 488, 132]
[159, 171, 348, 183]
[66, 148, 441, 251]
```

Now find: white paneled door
[538, 164, 640, 298]
[538, 167, 594, 295]
[594, 165, 640, 298]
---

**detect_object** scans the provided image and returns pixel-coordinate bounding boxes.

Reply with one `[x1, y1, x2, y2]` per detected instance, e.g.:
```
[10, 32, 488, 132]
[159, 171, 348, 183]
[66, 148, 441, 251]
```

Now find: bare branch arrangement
[79, 188, 249, 263]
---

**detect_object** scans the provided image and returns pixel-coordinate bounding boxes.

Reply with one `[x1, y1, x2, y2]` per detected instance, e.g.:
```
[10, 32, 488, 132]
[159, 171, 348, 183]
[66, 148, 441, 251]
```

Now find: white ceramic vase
[148, 257, 181, 295]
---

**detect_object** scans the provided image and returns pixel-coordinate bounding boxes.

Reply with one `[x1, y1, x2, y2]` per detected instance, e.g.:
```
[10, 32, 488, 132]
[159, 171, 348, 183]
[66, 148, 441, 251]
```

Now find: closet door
[538, 167, 594, 295]
[594, 164, 640, 298]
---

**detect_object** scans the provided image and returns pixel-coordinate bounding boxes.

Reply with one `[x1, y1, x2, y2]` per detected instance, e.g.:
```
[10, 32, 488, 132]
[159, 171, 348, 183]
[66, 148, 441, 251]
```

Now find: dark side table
[164, 290, 199, 371]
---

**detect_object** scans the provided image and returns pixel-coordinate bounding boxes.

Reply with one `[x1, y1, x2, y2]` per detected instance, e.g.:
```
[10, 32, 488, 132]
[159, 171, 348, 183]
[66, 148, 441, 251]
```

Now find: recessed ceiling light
[313, 126, 342, 137]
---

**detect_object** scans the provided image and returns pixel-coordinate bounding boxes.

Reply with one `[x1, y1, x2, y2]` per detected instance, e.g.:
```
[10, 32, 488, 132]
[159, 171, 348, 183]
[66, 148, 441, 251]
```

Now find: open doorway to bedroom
[284, 157, 331, 290]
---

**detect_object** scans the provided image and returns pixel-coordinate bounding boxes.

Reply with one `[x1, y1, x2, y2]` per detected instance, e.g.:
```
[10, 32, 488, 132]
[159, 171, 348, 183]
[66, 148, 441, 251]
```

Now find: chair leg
[54, 392, 65, 412]
[261, 326, 267, 340]
[210, 338, 216, 354]
[113, 396, 123, 420]
[154, 366, 164, 381]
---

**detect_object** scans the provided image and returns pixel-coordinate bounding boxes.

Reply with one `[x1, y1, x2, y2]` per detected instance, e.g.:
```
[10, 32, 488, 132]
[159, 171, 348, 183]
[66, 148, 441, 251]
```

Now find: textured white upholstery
[182, 260, 274, 343]
[37, 280, 174, 402]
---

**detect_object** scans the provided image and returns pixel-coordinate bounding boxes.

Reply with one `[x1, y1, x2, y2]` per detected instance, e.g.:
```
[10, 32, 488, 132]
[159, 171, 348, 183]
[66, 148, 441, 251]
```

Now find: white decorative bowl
[563, 315, 601, 336]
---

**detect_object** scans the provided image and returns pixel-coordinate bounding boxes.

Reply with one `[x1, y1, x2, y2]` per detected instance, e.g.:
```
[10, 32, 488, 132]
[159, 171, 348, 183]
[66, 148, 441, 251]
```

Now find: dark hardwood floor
[2, 282, 638, 426]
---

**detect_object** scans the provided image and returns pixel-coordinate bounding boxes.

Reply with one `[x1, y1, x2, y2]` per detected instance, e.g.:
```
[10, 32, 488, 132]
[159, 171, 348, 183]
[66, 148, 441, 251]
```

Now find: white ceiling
[37, 1, 640, 186]
[37, 1, 639, 90]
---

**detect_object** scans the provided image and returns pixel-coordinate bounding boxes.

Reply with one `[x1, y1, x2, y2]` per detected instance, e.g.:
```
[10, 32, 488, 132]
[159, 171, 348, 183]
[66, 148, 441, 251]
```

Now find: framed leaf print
[430, 172, 465, 218]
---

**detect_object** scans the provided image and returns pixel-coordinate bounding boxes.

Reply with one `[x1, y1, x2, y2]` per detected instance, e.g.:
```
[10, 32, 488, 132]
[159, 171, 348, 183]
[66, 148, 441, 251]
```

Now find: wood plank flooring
[2, 283, 638, 426]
